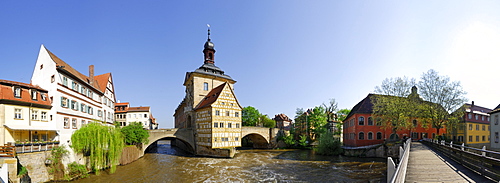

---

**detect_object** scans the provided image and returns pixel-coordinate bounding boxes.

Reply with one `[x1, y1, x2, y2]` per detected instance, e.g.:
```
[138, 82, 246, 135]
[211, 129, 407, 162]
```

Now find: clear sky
[2, 1, 500, 128]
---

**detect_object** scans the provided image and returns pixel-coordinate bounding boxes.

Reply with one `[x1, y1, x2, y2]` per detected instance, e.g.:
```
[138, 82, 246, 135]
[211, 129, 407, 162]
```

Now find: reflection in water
[73, 140, 386, 183]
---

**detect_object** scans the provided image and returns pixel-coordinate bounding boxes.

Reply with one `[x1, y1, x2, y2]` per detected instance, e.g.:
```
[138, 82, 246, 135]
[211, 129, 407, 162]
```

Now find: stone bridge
[145, 127, 281, 153]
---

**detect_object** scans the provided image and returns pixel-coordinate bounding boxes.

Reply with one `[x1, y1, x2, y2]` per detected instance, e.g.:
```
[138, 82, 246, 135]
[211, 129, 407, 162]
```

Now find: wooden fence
[0, 145, 15, 157]
[422, 138, 500, 182]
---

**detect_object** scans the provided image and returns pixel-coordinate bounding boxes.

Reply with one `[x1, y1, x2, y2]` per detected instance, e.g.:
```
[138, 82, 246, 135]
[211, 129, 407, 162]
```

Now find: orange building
[343, 94, 446, 147]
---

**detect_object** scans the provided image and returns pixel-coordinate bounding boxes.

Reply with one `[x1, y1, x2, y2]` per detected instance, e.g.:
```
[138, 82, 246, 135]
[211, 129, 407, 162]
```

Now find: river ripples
[72, 141, 386, 183]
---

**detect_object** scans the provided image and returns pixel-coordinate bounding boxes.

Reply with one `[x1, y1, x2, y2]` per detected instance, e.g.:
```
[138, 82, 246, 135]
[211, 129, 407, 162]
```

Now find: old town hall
[174, 27, 242, 157]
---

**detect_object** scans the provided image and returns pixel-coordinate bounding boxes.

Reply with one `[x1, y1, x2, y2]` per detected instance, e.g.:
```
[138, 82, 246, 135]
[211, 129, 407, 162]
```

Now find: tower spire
[203, 24, 216, 64]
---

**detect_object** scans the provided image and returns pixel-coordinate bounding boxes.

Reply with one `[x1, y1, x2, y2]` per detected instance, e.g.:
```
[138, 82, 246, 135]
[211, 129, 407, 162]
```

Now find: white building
[115, 102, 157, 129]
[490, 105, 500, 149]
[30, 45, 116, 149]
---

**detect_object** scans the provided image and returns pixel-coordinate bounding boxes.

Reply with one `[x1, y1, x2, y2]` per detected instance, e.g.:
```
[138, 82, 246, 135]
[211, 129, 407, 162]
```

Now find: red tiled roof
[127, 106, 150, 112]
[45, 47, 104, 93]
[0, 79, 51, 108]
[273, 113, 292, 122]
[195, 83, 226, 110]
[94, 73, 111, 93]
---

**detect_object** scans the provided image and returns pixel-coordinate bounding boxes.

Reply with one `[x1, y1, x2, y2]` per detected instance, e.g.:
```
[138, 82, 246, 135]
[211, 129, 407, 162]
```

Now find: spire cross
[207, 24, 211, 41]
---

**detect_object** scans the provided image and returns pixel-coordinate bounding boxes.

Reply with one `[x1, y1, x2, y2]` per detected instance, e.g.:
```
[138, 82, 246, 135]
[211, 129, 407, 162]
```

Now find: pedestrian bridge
[388, 139, 497, 182]
[145, 127, 280, 153]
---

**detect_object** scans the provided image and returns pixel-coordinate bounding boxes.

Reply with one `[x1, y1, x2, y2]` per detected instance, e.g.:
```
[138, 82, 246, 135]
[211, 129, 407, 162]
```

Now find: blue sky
[2, 1, 500, 128]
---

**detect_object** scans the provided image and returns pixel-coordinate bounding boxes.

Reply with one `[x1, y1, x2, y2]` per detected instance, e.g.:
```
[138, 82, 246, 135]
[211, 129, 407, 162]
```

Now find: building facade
[114, 102, 157, 129]
[273, 113, 292, 131]
[0, 79, 55, 145]
[489, 104, 500, 149]
[174, 28, 242, 156]
[30, 45, 116, 148]
[343, 93, 446, 147]
[453, 101, 491, 147]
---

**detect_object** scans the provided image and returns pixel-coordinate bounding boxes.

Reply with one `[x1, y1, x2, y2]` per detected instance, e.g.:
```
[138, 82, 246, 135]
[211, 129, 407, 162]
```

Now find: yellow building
[454, 102, 491, 147]
[174, 27, 242, 157]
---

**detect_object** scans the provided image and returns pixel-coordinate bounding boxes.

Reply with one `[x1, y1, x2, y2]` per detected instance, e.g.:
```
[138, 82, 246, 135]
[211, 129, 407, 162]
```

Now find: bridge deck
[405, 142, 492, 183]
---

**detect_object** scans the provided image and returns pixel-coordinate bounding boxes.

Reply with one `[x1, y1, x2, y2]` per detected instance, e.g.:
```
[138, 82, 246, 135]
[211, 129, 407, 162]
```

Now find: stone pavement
[405, 142, 493, 183]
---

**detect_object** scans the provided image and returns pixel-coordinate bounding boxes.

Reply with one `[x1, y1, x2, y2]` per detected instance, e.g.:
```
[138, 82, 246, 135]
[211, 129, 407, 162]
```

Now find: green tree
[417, 69, 467, 135]
[371, 94, 418, 137]
[121, 122, 150, 145]
[314, 132, 343, 155]
[259, 115, 276, 128]
[337, 108, 351, 122]
[293, 108, 307, 140]
[308, 106, 328, 140]
[242, 106, 260, 126]
[71, 122, 124, 174]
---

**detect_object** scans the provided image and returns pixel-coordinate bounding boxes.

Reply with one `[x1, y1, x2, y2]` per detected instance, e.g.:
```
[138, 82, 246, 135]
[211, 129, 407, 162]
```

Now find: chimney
[89, 65, 94, 85]
[471, 101, 475, 107]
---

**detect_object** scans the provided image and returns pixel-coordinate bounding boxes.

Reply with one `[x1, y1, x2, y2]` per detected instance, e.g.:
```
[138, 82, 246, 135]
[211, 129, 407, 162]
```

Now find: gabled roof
[464, 103, 492, 114]
[273, 113, 292, 122]
[44, 46, 104, 93]
[0, 79, 51, 108]
[0, 79, 47, 92]
[195, 83, 227, 110]
[345, 94, 378, 121]
[94, 73, 111, 93]
[127, 106, 150, 112]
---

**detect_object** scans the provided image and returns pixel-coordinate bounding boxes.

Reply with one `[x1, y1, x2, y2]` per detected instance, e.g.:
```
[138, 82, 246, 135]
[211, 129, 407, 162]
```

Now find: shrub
[121, 122, 149, 145]
[315, 132, 343, 155]
[67, 162, 88, 179]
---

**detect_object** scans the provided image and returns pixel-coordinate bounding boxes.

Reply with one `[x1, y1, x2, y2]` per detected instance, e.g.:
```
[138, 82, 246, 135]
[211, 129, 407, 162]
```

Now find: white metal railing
[387, 138, 411, 183]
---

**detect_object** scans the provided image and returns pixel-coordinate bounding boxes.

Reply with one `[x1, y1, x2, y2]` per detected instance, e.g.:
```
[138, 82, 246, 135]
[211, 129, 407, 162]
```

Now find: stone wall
[17, 152, 51, 183]
[119, 146, 144, 165]
[195, 145, 234, 158]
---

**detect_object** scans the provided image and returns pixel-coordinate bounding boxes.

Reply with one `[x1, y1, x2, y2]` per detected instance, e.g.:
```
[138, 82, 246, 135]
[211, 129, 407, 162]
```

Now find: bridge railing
[422, 138, 500, 182]
[387, 138, 411, 183]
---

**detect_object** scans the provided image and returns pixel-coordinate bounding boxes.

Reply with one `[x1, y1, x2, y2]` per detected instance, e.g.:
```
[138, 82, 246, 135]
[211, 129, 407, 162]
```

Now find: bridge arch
[146, 128, 195, 153]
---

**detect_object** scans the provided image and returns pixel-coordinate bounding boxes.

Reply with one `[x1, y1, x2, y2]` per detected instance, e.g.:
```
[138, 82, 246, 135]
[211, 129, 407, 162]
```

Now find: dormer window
[13, 87, 21, 98]
[31, 90, 38, 100]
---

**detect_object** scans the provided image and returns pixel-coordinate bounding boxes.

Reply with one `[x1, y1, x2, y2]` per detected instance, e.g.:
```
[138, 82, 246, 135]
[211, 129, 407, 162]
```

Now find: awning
[4, 124, 57, 131]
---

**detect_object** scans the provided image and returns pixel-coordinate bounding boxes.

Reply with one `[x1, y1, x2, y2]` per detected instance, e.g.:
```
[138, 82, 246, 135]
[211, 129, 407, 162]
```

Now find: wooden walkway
[405, 142, 493, 183]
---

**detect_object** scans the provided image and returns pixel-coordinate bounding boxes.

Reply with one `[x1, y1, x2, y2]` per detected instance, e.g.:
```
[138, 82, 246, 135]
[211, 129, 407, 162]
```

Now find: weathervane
[207, 24, 211, 41]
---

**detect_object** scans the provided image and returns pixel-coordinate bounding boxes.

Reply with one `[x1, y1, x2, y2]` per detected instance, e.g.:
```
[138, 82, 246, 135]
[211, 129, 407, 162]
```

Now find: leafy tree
[371, 94, 419, 136]
[259, 115, 276, 128]
[315, 132, 342, 155]
[308, 106, 328, 140]
[293, 108, 307, 139]
[417, 69, 467, 135]
[298, 135, 308, 147]
[337, 108, 351, 122]
[374, 76, 416, 97]
[71, 122, 124, 174]
[121, 122, 150, 145]
[242, 106, 260, 126]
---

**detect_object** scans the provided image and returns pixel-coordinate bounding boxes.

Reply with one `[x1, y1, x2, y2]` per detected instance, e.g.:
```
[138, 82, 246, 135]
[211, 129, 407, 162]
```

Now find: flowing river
[73, 141, 386, 182]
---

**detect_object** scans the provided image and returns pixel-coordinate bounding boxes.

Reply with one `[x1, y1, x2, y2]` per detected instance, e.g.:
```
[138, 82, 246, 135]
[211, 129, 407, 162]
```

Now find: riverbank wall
[120, 146, 144, 165]
[17, 151, 51, 183]
[342, 142, 402, 158]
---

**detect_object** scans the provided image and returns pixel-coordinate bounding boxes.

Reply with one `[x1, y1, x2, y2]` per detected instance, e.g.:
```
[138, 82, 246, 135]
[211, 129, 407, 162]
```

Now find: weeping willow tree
[71, 122, 124, 174]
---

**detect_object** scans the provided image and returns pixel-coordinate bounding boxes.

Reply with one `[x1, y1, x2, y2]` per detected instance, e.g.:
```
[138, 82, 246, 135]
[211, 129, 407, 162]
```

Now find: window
[88, 106, 93, 115]
[31, 90, 37, 100]
[476, 125, 479, 131]
[221, 102, 225, 105]
[81, 104, 86, 113]
[368, 117, 373, 125]
[81, 120, 85, 126]
[469, 124, 473, 130]
[41, 93, 47, 101]
[64, 118, 69, 128]
[14, 87, 21, 98]
[228, 123, 232, 128]
[62, 77, 68, 86]
[496, 115, 499, 125]
[220, 123, 224, 128]
[144, 114, 148, 118]
[14, 109, 22, 119]
[215, 110, 220, 116]
[469, 136, 473, 142]
[475, 114, 479, 120]
[51, 75, 55, 83]
[203, 82, 208, 91]
[71, 100, 77, 110]
[358, 132, 364, 140]
[358, 117, 364, 125]
[235, 112, 239, 117]
[412, 119, 418, 128]
[376, 132, 382, 140]
[226, 111, 230, 116]
[476, 136, 479, 142]
[483, 125, 486, 131]
[235, 137, 239, 141]
[31, 110, 38, 120]
[483, 136, 486, 141]
[236, 123, 240, 128]
[72, 118, 77, 129]
[496, 132, 499, 143]
[61, 97, 68, 107]
[482, 116, 485, 121]
[214, 122, 218, 128]
[468, 113, 472, 119]
[368, 132, 373, 140]
[41, 111, 47, 121]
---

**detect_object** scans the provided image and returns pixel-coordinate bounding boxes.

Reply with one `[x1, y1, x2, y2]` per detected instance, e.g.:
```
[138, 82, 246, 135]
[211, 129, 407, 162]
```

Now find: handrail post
[482, 146, 486, 157]
[387, 157, 396, 182]
[450, 141, 453, 148]
[461, 143, 464, 151]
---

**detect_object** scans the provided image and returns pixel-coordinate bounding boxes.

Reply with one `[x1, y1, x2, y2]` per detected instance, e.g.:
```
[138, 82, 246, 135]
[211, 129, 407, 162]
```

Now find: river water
[73, 140, 386, 183]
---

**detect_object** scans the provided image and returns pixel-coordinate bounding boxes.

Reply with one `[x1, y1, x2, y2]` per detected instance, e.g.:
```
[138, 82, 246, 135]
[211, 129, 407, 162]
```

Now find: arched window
[208, 52, 213, 60]
[368, 132, 373, 140]
[367, 117, 373, 125]
[203, 82, 209, 91]
[358, 117, 365, 125]
[358, 132, 365, 140]
[376, 132, 382, 140]
[412, 119, 418, 128]
[376, 117, 382, 126]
